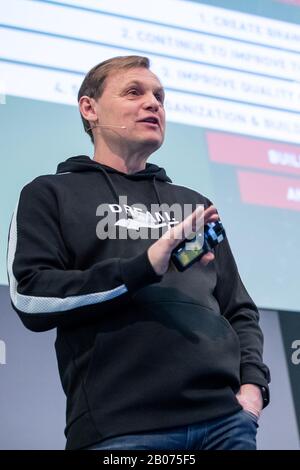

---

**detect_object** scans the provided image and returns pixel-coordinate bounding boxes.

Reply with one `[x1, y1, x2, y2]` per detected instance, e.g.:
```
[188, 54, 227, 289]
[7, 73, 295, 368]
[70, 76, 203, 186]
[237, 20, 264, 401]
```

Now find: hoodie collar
[56, 155, 172, 182]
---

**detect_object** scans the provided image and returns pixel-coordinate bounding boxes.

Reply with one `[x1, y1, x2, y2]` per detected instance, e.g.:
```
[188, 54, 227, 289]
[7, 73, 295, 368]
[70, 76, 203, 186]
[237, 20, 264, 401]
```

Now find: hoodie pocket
[143, 300, 241, 389]
[84, 301, 241, 412]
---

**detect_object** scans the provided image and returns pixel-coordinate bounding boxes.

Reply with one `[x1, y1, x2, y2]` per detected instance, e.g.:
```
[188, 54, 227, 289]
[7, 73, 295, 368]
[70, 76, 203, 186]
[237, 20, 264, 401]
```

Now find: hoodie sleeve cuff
[120, 250, 163, 293]
[240, 363, 270, 387]
[240, 363, 270, 408]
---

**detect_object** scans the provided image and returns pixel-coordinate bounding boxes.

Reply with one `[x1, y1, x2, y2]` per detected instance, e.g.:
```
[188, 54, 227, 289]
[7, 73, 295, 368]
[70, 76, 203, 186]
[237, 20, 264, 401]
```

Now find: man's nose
[142, 93, 160, 111]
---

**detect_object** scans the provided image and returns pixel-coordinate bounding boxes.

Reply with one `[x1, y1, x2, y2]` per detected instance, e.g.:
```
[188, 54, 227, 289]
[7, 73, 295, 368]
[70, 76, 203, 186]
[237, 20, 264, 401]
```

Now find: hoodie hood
[56, 155, 172, 183]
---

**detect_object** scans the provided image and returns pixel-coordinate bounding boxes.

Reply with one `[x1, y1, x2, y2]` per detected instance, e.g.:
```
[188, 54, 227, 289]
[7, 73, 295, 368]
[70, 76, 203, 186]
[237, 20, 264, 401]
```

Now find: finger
[200, 251, 215, 266]
[192, 205, 219, 233]
[164, 204, 219, 250]
[205, 213, 219, 225]
[167, 205, 204, 245]
[203, 205, 218, 223]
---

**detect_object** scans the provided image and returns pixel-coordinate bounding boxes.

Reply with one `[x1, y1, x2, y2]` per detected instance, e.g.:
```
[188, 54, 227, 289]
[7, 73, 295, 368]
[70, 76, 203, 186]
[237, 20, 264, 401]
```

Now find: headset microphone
[87, 124, 126, 130]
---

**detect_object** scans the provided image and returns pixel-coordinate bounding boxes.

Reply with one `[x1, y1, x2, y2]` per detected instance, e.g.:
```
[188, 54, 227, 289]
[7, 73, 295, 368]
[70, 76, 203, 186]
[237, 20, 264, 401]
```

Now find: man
[7, 55, 270, 450]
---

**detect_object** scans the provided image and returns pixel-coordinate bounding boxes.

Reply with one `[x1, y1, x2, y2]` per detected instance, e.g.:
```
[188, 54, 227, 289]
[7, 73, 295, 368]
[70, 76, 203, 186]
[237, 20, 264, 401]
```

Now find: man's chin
[139, 137, 164, 152]
[127, 138, 162, 155]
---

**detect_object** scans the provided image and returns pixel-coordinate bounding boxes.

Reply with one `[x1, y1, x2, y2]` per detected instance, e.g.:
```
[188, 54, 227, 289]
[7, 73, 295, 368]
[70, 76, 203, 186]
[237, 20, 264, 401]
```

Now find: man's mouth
[138, 116, 160, 126]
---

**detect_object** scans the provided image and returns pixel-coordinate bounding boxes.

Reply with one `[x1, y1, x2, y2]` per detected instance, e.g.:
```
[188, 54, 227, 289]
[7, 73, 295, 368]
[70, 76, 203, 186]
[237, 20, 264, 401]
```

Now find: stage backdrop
[1, 0, 300, 311]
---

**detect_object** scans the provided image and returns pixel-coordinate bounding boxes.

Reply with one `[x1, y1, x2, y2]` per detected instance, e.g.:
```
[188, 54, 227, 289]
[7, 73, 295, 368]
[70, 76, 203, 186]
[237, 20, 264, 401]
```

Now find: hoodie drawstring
[99, 166, 163, 209]
[98, 166, 120, 204]
[98, 167, 166, 232]
[152, 176, 162, 207]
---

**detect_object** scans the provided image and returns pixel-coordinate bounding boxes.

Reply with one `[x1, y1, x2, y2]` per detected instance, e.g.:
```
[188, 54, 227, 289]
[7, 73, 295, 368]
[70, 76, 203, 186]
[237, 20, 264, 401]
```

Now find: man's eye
[155, 94, 164, 104]
[128, 89, 139, 96]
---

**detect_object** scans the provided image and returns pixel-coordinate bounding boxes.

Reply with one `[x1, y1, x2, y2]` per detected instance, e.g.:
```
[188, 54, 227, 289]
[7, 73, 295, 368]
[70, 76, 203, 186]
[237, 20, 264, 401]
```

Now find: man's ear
[79, 96, 98, 123]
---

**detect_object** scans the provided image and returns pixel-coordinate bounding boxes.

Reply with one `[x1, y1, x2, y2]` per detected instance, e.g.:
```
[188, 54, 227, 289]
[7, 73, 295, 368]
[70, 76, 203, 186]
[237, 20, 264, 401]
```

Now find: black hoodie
[7, 155, 270, 449]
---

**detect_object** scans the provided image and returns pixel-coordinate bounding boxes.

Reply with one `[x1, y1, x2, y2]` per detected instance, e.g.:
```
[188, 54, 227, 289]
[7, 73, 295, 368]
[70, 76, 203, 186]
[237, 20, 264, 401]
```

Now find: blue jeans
[86, 409, 258, 450]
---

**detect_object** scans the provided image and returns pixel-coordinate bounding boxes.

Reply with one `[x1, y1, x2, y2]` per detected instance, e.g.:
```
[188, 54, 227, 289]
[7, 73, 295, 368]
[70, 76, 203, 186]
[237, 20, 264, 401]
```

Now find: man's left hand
[236, 384, 263, 418]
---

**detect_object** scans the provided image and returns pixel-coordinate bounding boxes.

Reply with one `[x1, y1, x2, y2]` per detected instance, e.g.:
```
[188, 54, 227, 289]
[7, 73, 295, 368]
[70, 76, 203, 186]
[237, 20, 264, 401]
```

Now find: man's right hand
[148, 205, 219, 276]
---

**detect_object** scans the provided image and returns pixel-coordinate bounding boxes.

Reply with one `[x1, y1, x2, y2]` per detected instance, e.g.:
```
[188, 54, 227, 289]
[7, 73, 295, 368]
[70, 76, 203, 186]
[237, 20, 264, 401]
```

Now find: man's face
[93, 67, 166, 153]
